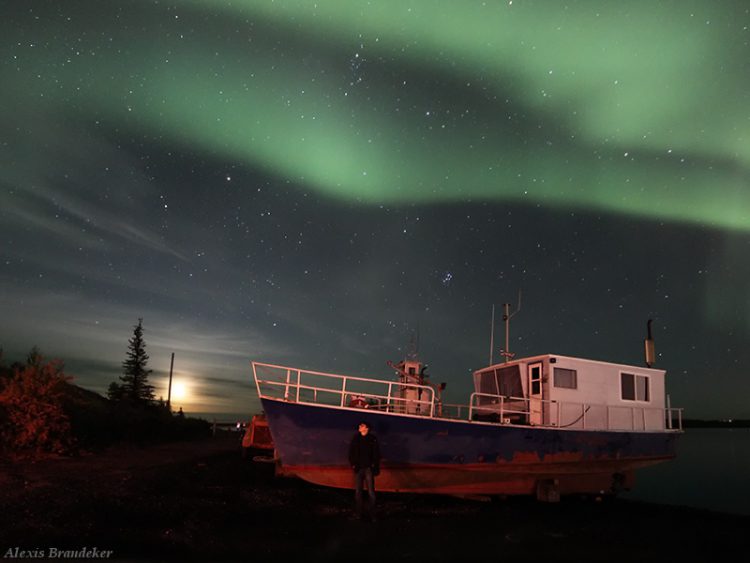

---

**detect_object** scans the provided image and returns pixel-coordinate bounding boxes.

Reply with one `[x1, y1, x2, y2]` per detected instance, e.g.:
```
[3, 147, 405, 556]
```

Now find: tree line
[0, 318, 205, 456]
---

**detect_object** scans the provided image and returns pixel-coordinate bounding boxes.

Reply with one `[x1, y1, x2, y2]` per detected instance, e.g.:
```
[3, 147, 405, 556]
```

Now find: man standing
[348, 421, 380, 520]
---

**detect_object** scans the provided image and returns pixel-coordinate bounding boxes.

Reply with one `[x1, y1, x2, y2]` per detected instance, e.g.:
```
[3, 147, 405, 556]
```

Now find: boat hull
[261, 397, 678, 495]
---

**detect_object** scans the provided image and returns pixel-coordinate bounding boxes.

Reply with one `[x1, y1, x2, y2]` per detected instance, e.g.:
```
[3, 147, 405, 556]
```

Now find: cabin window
[553, 368, 577, 389]
[478, 370, 499, 396]
[621, 373, 650, 402]
[477, 365, 522, 402]
[496, 365, 523, 398]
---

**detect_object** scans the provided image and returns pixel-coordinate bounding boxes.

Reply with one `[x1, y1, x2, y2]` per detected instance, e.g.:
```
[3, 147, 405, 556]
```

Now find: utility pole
[167, 352, 175, 411]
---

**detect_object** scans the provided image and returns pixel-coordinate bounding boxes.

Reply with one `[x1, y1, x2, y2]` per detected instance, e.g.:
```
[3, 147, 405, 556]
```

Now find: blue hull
[261, 398, 679, 495]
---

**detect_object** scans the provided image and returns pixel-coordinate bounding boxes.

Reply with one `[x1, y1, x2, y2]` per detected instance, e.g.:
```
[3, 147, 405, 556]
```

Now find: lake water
[622, 428, 750, 515]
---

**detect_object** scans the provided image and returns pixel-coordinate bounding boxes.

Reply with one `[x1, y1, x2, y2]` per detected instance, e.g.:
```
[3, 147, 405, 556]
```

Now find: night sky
[2, 1, 749, 418]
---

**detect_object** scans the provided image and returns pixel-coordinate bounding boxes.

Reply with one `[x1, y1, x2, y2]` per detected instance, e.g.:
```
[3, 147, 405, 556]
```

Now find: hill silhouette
[60, 379, 211, 451]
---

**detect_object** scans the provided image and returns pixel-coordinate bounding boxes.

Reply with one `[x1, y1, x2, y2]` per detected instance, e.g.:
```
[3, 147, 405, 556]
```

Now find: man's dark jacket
[348, 432, 381, 474]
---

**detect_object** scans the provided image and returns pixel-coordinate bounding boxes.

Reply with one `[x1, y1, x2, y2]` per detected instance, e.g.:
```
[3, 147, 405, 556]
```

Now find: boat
[251, 318, 683, 499]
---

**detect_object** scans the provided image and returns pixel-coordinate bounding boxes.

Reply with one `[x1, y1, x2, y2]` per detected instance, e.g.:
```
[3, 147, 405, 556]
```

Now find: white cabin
[472, 355, 669, 431]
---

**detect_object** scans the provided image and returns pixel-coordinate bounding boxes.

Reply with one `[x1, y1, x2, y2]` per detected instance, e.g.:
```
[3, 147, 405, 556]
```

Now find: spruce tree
[119, 318, 155, 405]
[106, 381, 124, 402]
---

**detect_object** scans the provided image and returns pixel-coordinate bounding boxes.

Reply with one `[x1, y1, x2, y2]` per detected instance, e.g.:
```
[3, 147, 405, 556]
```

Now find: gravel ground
[0, 434, 747, 561]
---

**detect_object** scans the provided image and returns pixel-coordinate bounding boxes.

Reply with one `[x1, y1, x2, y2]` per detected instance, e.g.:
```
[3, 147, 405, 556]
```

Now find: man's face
[358, 423, 369, 436]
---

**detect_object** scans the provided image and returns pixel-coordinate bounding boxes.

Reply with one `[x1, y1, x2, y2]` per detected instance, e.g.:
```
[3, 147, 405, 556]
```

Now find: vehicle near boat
[241, 413, 274, 458]
[251, 317, 682, 500]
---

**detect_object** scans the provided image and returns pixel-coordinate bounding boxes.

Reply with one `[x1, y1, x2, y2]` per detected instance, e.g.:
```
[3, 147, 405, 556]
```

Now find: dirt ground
[0, 433, 747, 561]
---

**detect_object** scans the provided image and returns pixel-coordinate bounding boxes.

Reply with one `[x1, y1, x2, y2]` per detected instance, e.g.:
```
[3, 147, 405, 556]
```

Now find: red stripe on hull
[278, 456, 672, 495]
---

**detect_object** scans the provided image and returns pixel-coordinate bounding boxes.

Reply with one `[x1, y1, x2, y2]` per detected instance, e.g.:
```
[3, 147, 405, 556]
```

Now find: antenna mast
[501, 291, 522, 363]
[408, 325, 420, 360]
[489, 304, 496, 365]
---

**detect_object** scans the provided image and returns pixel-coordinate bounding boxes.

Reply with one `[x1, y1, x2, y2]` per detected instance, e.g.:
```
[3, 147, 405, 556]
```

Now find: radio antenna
[501, 290, 522, 363]
[489, 304, 496, 365]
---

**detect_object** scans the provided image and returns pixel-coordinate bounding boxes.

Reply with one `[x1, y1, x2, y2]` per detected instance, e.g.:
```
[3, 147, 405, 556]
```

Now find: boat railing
[469, 391, 683, 432]
[252, 362, 683, 432]
[252, 362, 436, 417]
[439, 403, 471, 420]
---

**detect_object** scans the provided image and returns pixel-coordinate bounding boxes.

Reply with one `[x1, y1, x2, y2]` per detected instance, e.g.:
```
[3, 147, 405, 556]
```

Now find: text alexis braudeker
[4, 547, 113, 559]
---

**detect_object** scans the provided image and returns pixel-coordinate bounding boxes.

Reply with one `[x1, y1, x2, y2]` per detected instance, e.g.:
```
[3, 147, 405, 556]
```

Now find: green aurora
[3, 0, 749, 230]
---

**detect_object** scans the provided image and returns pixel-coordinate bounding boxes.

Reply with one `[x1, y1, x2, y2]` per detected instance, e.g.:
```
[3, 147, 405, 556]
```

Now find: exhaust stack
[644, 319, 655, 367]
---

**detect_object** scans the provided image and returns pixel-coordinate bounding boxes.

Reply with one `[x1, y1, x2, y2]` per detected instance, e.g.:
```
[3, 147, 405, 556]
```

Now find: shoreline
[1, 435, 747, 561]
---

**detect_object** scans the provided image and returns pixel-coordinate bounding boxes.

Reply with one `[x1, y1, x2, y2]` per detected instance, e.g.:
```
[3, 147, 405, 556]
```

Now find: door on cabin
[528, 362, 543, 425]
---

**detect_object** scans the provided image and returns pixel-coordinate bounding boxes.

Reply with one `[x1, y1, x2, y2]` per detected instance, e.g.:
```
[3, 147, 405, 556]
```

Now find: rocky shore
[0, 433, 746, 561]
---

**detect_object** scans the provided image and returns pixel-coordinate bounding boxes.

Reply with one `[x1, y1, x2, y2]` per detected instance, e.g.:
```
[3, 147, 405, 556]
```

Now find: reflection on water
[623, 428, 750, 515]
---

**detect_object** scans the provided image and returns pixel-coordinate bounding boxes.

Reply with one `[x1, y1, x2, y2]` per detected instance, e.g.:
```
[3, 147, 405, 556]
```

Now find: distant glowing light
[171, 381, 188, 401]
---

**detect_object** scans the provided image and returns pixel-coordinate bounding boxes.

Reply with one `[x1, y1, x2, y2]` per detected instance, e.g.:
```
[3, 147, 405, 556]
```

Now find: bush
[0, 359, 74, 455]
